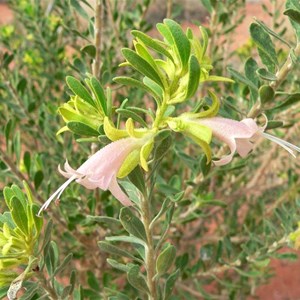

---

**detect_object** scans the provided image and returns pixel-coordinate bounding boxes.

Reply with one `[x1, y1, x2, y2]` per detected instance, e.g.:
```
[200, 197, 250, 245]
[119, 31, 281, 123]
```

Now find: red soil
[1, 2, 300, 299]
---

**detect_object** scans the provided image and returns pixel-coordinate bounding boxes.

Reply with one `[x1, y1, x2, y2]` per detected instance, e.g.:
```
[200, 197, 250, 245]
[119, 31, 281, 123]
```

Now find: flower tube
[198, 117, 300, 166]
[38, 137, 149, 215]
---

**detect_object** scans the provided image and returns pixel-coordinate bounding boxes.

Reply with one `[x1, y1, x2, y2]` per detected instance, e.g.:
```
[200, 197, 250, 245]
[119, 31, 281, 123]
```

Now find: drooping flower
[38, 136, 151, 215]
[198, 117, 300, 166]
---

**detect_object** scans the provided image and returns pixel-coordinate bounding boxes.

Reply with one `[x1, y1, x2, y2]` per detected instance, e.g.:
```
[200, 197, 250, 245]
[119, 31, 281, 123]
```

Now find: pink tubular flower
[38, 138, 144, 215]
[198, 117, 300, 166]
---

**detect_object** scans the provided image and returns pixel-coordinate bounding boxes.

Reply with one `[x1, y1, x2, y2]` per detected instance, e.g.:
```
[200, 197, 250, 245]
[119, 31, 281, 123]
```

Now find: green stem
[270, 43, 300, 90]
[152, 92, 170, 129]
[36, 270, 57, 300]
[141, 196, 157, 300]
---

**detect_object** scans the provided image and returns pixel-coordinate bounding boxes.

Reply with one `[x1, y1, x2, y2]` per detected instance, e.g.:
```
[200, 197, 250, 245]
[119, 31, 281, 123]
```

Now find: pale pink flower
[38, 138, 144, 215]
[198, 117, 300, 166]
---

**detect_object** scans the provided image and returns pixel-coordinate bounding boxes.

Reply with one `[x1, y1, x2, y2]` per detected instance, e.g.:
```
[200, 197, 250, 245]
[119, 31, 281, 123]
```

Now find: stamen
[262, 132, 300, 158]
[37, 176, 76, 216]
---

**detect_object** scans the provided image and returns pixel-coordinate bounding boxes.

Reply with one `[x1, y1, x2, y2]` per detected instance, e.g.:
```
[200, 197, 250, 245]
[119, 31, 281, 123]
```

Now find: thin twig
[92, 0, 102, 79]
[166, 0, 173, 19]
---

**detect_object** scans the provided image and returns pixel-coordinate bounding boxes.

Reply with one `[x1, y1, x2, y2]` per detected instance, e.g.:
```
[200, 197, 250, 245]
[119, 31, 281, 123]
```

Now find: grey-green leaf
[119, 208, 147, 243]
[259, 85, 275, 104]
[98, 241, 141, 262]
[163, 269, 180, 300]
[285, 0, 300, 38]
[256, 68, 277, 81]
[53, 253, 73, 276]
[250, 23, 278, 68]
[127, 265, 149, 293]
[227, 67, 258, 91]
[107, 259, 132, 273]
[156, 244, 176, 275]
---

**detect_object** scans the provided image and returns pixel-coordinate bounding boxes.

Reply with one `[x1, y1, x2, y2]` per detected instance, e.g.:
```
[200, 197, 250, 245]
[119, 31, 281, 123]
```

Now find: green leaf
[69, 270, 76, 296]
[156, 23, 174, 45]
[135, 42, 164, 80]
[156, 244, 176, 275]
[31, 204, 43, 235]
[163, 269, 180, 300]
[115, 108, 148, 128]
[227, 67, 258, 91]
[119, 208, 147, 243]
[201, 0, 213, 13]
[274, 252, 298, 261]
[255, 19, 291, 48]
[164, 19, 191, 67]
[67, 121, 100, 136]
[150, 198, 171, 228]
[40, 220, 53, 252]
[131, 30, 174, 62]
[128, 166, 146, 195]
[106, 235, 146, 247]
[13, 131, 21, 164]
[256, 68, 277, 81]
[17, 78, 27, 94]
[3, 187, 14, 209]
[107, 259, 132, 273]
[80, 44, 96, 58]
[122, 49, 164, 87]
[18, 284, 39, 300]
[85, 216, 121, 227]
[10, 197, 28, 236]
[61, 285, 73, 299]
[266, 120, 283, 130]
[114, 76, 160, 100]
[200, 154, 211, 176]
[259, 85, 275, 104]
[143, 77, 163, 103]
[34, 170, 44, 190]
[53, 253, 73, 276]
[23, 152, 31, 175]
[154, 133, 173, 162]
[98, 241, 142, 262]
[250, 23, 278, 70]
[185, 55, 200, 99]
[286, 0, 300, 38]
[245, 58, 259, 87]
[127, 265, 149, 293]
[70, 0, 89, 19]
[90, 77, 107, 114]
[66, 76, 94, 107]
[87, 271, 100, 291]
[233, 267, 261, 278]
[11, 185, 27, 208]
[268, 93, 300, 112]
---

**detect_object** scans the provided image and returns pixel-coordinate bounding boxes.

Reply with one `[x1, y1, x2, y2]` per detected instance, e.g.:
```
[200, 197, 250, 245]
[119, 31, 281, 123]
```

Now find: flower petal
[108, 177, 132, 206]
[236, 139, 254, 157]
[198, 117, 259, 166]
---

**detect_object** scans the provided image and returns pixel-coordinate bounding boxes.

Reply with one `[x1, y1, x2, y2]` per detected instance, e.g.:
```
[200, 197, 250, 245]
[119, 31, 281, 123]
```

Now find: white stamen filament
[262, 132, 300, 158]
[37, 175, 76, 216]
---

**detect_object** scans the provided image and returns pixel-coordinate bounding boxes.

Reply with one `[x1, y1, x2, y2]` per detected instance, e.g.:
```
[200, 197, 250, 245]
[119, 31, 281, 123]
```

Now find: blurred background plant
[1, 0, 300, 299]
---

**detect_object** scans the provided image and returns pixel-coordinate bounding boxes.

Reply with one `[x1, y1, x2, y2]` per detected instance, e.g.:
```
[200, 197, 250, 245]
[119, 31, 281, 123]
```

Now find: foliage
[1, 0, 300, 299]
